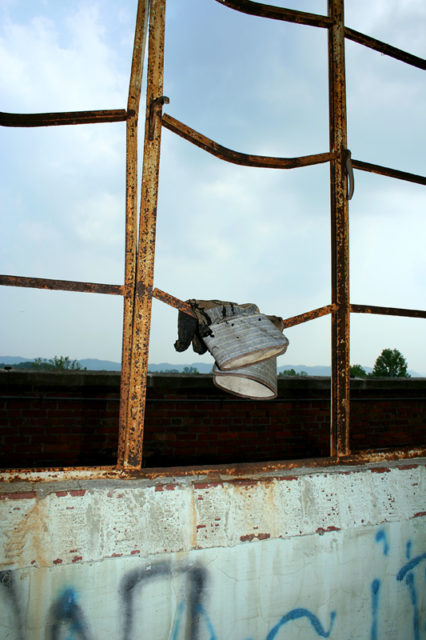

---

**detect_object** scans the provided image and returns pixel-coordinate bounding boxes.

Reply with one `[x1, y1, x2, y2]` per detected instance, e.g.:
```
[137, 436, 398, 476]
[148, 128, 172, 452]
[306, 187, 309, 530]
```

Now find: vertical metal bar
[118, 0, 150, 467]
[121, 0, 167, 469]
[328, 0, 350, 456]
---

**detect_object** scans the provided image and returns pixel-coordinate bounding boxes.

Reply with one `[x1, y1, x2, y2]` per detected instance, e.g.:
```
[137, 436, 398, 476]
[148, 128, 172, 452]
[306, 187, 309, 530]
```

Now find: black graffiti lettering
[120, 561, 207, 640]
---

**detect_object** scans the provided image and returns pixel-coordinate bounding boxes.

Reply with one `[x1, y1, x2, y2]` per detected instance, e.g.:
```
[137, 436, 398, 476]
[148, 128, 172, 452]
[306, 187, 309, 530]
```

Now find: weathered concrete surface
[1, 460, 425, 639]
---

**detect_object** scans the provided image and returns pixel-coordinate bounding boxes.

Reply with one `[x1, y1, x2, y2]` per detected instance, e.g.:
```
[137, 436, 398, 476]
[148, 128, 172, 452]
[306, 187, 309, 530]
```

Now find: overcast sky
[1, 0, 425, 374]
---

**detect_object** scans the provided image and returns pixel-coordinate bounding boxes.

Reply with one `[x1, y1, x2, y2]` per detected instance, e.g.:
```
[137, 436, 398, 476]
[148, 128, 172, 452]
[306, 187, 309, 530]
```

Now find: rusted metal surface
[152, 287, 196, 317]
[352, 159, 426, 186]
[344, 27, 426, 71]
[162, 114, 333, 170]
[118, 0, 150, 468]
[350, 304, 426, 319]
[0, 449, 424, 484]
[215, 0, 332, 29]
[328, 0, 350, 458]
[0, 274, 123, 295]
[282, 304, 335, 329]
[120, 0, 167, 470]
[149, 96, 169, 140]
[0, 109, 129, 127]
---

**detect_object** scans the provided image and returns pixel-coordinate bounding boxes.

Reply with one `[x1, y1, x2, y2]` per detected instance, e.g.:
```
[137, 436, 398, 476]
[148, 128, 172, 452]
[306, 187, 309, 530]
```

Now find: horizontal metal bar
[0, 450, 424, 483]
[215, 0, 332, 28]
[352, 159, 426, 186]
[350, 304, 426, 320]
[162, 113, 333, 169]
[0, 274, 124, 296]
[344, 27, 426, 71]
[282, 305, 335, 329]
[0, 110, 130, 128]
[152, 287, 196, 316]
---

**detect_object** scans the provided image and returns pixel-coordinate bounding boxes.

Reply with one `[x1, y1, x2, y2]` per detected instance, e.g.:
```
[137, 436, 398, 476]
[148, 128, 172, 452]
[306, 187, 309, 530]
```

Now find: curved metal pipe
[162, 113, 332, 169]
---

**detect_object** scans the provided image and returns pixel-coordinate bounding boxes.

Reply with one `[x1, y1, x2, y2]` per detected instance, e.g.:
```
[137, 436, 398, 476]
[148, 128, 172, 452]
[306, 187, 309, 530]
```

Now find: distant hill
[1, 356, 424, 377]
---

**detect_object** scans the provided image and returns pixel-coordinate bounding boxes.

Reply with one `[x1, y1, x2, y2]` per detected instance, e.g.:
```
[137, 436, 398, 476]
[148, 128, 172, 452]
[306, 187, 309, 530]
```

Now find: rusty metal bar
[282, 305, 335, 329]
[152, 288, 196, 317]
[344, 27, 426, 71]
[328, 0, 350, 458]
[162, 113, 332, 169]
[0, 110, 129, 128]
[350, 304, 426, 320]
[0, 274, 123, 296]
[1, 447, 424, 483]
[215, 0, 332, 28]
[152, 287, 333, 327]
[352, 159, 426, 186]
[118, 0, 150, 468]
[120, 0, 167, 470]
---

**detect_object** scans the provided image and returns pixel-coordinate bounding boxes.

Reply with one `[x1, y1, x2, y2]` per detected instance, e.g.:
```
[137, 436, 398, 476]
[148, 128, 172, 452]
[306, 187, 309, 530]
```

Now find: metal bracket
[148, 95, 170, 140]
[345, 148, 355, 200]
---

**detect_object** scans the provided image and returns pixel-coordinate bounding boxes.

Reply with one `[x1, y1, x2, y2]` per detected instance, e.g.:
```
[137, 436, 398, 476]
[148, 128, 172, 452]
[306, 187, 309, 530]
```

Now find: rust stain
[69, 489, 86, 497]
[412, 512, 426, 519]
[72, 556, 83, 563]
[56, 491, 68, 498]
[196, 524, 206, 529]
[369, 467, 392, 474]
[0, 491, 37, 500]
[240, 533, 271, 543]
[316, 526, 341, 535]
[53, 558, 63, 565]
[131, 549, 140, 555]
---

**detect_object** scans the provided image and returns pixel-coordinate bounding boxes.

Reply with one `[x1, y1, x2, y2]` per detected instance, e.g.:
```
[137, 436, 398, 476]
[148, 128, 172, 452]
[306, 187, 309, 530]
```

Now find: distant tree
[182, 366, 199, 374]
[278, 369, 308, 377]
[371, 349, 410, 378]
[31, 356, 86, 371]
[350, 364, 367, 378]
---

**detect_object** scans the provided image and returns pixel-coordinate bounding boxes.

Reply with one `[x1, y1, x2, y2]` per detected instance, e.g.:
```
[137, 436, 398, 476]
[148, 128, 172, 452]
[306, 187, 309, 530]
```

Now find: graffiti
[396, 553, 426, 640]
[265, 608, 336, 639]
[0, 533, 425, 639]
[48, 587, 92, 640]
[0, 570, 25, 640]
[120, 561, 208, 640]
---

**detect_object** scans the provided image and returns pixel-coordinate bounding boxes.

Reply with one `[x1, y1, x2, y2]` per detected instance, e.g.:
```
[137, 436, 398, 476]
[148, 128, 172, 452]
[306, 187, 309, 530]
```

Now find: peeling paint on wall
[0, 462, 425, 639]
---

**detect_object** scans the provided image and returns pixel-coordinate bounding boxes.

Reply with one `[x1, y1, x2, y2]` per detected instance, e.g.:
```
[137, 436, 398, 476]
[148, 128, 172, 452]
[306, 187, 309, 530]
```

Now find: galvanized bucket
[203, 312, 289, 370]
[213, 358, 277, 400]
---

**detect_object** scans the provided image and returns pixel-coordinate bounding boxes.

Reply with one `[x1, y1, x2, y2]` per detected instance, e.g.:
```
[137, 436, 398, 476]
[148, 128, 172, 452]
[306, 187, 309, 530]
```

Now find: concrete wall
[1, 459, 425, 639]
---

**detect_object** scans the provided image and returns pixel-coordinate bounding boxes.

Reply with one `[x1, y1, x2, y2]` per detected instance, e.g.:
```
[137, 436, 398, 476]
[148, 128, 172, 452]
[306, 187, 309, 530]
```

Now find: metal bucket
[213, 358, 277, 400]
[203, 313, 289, 370]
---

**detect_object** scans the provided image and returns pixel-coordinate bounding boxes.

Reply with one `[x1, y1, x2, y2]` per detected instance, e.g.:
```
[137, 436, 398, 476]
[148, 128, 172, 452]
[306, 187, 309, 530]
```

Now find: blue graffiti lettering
[375, 530, 389, 556]
[396, 553, 426, 582]
[370, 579, 380, 640]
[265, 608, 336, 639]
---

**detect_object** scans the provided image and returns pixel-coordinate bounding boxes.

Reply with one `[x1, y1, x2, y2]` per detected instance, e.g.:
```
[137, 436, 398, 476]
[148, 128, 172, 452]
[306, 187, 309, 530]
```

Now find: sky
[0, 0, 425, 374]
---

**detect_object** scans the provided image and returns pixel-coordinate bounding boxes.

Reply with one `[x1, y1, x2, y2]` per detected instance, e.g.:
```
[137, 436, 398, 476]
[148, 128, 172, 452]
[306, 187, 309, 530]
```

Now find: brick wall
[0, 371, 424, 469]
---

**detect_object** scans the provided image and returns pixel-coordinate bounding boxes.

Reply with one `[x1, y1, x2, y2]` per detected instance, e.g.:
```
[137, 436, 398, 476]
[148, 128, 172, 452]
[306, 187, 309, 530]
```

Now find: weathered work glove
[174, 300, 284, 355]
[174, 299, 235, 355]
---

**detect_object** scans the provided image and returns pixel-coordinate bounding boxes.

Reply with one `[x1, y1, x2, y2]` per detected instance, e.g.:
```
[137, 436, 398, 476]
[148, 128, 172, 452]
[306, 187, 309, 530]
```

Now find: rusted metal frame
[282, 305, 335, 329]
[0, 274, 123, 296]
[150, 285, 333, 326]
[352, 159, 426, 187]
[118, 0, 150, 468]
[1, 447, 424, 483]
[215, 0, 332, 29]
[0, 110, 129, 128]
[328, 0, 350, 458]
[152, 287, 196, 317]
[344, 27, 426, 71]
[350, 304, 426, 320]
[120, 0, 167, 470]
[162, 114, 332, 170]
